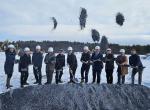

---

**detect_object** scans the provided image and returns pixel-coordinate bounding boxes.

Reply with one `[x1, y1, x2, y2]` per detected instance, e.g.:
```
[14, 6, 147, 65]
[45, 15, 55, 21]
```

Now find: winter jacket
[19, 54, 31, 72]
[32, 52, 43, 68]
[55, 54, 65, 70]
[44, 53, 56, 72]
[104, 54, 115, 70]
[67, 53, 77, 70]
[129, 54, 143, 68]
[116, 55, 128, 75]
[91, 52, 103, 70]
[80, 52, 91, 66]
[4, 49, 16, 74]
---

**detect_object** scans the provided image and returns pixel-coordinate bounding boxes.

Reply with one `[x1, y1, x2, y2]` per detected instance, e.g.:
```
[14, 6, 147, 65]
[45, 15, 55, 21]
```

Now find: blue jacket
[91, 52, 103, 70]
[4, 49, 16, 74]
[32, 52, 43, 68]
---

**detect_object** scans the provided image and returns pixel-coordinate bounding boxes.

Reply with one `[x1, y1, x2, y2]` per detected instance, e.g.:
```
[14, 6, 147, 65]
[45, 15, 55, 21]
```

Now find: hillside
[0, 84, 150, 110]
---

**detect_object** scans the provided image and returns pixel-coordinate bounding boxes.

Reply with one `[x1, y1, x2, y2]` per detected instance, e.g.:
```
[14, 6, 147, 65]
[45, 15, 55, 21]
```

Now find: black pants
[81, 64, 90, 83]
[132, 68, 143, 85]
[105, 69, 113, 84]
[70, 68, 77, 82]
[4, 63, 14, 79]
[59, 70, 63, 81]
[117, 67, 125, 84]
[20, 71, 29, 86]
[46, 70, 54, 84]
[55, 69, 63, 84]
[93, 69, 102, 84]
[33, 66, 42, 84]
[6, 73, 13, 79]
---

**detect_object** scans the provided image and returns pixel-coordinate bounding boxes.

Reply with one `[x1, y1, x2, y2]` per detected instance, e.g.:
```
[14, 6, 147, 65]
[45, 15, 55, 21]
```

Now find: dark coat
[55, 54, 65, 70]
[44, 53, 56, 72]
[91, 52, 103, 70]
[4, 49, 16, 74]
[67, 53, 77, 70]
[129, 54, 143, 68]
[104, 54, 115, 70]
[32, 52, 43, 68]
[80, 52, 91, 66]
[19, 54, 31, 72]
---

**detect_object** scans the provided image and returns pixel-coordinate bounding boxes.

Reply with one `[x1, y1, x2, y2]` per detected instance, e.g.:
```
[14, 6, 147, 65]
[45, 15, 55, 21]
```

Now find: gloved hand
[21, 68, 28, 72]
[34, 66, 38, 70]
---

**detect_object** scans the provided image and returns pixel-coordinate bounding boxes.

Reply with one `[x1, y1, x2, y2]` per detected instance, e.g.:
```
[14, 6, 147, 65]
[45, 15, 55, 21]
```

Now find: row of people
[4, 44, 144, 88]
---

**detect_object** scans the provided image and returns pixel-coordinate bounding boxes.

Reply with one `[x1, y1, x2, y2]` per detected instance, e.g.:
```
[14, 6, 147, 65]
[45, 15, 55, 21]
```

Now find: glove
[34, 66, 38, 70]
[21, 68, 28, 72]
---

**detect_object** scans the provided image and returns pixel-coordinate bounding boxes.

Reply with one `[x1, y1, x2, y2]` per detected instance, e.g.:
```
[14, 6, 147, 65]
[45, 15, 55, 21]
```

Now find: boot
[33, 81, 38, 84]
[68, 80, 72, 83]
[6, 78, 13, 89]
[45, 82, 50, 85]
[24, 82, 29, 85]
[80, 79, 84, 83]
[20, 85, 24, 88]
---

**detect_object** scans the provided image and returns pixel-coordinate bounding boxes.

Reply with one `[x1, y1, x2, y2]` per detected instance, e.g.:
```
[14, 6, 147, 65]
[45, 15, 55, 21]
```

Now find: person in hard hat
[116, 49, 128, 84]
[19, 47, 31, 87]
[55, 49, 65, 84]
[44, 47, 56, 84]
[104, 48, 115, 84]
[4, 44, 16, 88]
[80, 46, 91, 83]
[32, 45, 43, 85]
[91, 46, 103, 84]
[67, 46, 77, 83]
[129, 49, 144, 85]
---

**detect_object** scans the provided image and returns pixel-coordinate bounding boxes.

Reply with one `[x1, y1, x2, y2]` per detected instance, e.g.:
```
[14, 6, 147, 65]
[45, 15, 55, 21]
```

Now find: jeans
[33, 66, 42, 84]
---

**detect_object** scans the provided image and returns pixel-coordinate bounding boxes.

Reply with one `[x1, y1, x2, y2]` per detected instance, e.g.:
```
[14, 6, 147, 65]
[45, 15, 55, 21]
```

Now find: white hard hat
[36, 45, 41, 50]
[24, 47, 30, 52]
[68, 46, 73, 51]
[84, 46, 89, 51]
[48, 47, 54, 52]
[120, 49, 125, 53]
[8, 44, 15, 49]
[95, 46, 100, 50]
[107, 48, 111, 51]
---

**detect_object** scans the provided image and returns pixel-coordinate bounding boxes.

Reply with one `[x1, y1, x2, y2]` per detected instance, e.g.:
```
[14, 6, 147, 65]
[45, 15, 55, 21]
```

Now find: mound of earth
[0, 84, 150, 110]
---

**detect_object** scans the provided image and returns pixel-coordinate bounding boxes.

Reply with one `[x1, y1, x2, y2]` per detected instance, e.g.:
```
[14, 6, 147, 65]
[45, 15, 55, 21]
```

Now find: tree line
[0, 40, 149, 54]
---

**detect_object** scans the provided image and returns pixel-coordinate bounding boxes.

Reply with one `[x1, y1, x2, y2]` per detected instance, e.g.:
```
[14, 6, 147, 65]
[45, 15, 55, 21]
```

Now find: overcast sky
[0, 0, 150, 45]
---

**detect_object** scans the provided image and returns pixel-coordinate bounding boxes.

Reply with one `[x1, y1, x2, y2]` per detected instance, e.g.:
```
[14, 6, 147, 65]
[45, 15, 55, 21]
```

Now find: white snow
[0, 52, 149, 93]
[146, 56, 150, 60]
